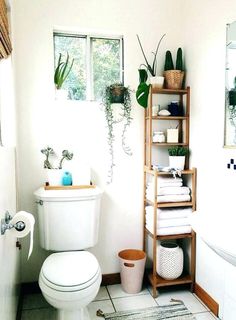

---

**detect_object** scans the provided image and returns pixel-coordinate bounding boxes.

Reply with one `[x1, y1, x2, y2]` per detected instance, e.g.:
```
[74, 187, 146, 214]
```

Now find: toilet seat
[40, 251, 100, 292]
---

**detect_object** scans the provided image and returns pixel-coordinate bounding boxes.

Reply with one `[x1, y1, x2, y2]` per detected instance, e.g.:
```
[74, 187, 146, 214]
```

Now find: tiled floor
[21, 284, 219, 320]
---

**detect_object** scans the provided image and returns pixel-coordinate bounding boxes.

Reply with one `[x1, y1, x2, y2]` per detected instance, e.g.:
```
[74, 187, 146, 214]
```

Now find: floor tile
[21, 307, 56, 320]
[88, 300, 115, 320]
[22, 293, 50, 310]
[94, 286, 109, 301]
[112, 294, 157, 312]
[155, 289, 209, 314]
[107, 284, 149, 298]
[194, 312, 219, 319]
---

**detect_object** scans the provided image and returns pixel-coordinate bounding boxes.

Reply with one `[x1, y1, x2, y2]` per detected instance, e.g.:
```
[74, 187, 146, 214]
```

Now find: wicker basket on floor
[164, 70, 185, 89]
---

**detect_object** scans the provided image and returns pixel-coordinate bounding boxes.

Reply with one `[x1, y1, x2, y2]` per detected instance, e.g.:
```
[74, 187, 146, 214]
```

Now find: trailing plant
[41, 147, 73, 169]
[54, 52, 74, 89]
[102, 83, 132, 183]
[164, 48, 184, 71]
[136, 34, 166, 77]
[168, 146, 189, 157]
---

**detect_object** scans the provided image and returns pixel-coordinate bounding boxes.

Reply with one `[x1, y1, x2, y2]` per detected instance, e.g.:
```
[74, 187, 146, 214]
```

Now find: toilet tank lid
[41, 251, 100, 287]
[34, 186, 103, 201]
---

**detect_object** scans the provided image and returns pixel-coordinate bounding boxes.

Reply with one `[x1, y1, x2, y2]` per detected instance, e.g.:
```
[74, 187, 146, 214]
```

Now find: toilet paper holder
[1, 211, 25, 235]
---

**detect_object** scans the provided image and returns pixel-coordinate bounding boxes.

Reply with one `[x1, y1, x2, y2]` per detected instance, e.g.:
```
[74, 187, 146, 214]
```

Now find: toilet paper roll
[11, 211, 35, 259]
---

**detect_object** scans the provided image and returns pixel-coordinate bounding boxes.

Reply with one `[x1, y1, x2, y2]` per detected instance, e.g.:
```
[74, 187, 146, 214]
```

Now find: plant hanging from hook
[102, 83, 132, 184]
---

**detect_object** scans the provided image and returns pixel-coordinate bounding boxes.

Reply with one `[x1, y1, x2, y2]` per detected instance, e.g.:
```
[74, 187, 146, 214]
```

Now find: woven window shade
[0, 0, 12, 59]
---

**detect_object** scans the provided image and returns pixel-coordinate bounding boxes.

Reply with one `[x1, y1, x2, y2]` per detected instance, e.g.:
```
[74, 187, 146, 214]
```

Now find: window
[53, 32, 123, 101]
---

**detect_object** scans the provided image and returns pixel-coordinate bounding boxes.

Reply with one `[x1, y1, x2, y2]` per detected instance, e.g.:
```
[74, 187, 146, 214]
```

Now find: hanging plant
[102, 83, 132, 184]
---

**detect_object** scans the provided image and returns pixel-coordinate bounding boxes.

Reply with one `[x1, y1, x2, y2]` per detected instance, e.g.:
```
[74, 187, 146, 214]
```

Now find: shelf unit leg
[152, 285, 158, 298]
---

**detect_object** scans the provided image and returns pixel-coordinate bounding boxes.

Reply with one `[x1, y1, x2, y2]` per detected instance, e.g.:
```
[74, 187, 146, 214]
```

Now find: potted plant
[41, 147, 74, 185]
[168, 146, 189, 170]
[136, 34, 166, 88]
[102, 83, 132, 183]
[163, 48, 185, 89]
[54, 52, 74, 99]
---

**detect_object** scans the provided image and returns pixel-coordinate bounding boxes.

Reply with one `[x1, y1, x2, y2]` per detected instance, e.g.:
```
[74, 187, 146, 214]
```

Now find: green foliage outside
[54, 35, 121, 101]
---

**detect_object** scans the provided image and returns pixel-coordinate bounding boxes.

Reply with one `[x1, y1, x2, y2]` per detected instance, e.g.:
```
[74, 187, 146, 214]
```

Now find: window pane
[92, 38, 121, 100]
[54, 34, 86, 100]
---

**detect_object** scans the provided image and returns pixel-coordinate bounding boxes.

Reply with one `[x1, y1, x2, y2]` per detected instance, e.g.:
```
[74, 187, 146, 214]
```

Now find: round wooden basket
[164, 70, 184, 89]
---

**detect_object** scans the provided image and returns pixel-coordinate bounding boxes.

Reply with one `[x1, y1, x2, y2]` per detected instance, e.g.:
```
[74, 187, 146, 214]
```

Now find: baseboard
[101, 273, 121, 286]
[194, 283, 219, 317]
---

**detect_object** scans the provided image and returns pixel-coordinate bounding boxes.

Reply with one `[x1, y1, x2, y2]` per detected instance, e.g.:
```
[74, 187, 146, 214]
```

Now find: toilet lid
[41, 251, 100, 288]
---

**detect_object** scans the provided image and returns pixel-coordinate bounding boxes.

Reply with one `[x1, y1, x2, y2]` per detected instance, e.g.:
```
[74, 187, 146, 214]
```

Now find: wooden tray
[44, 185, 96, 190]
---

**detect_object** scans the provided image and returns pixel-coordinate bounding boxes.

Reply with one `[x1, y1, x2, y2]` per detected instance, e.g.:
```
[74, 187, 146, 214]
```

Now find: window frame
[53, 31, 124, 101]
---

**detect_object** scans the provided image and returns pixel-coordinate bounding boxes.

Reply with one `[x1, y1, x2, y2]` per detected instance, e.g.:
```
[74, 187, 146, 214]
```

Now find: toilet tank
[34, 187, 103, 251]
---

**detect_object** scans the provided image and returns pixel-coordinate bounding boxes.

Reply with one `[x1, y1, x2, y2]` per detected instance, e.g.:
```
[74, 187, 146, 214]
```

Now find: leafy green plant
[164, 51, 174, 71]
[136, 34, 166, 77]
[102, 83, 132, 183]
[54, 53, 74, 89]
[176, 48, 183, 71]
[168, 146, 189, 156]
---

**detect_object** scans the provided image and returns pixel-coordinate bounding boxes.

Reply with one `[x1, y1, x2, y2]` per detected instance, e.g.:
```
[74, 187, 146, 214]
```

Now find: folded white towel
[145, 223, 192, 235]
[147, 181, 183, 188]
[146, 217, 190, 228]
[146, 193, 191, 203]
[145, 206, 192, 220]
[146, 186, 190, 196]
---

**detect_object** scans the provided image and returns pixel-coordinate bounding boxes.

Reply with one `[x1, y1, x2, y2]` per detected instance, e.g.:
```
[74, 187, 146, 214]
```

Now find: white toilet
[34, 187, 103, 320]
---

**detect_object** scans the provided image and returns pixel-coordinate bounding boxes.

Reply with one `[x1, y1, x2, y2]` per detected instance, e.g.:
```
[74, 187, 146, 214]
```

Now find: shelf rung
[148, 272, 193, 288]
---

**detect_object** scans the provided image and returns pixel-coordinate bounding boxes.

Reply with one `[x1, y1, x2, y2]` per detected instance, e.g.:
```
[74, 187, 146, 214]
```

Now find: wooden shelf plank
[144, 166, 196, 175]
[148, 272, 193, 288]
[151, 142, 188, 146]
[151, 87, 188, 95]
[145, 228, 194, 240]
[145, 199, 193, 208]
[146, 116, 188, 120]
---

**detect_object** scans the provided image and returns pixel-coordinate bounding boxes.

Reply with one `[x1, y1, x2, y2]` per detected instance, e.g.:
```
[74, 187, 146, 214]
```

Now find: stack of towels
[146, 176, 191, 203]
[145, 206, 192, 235]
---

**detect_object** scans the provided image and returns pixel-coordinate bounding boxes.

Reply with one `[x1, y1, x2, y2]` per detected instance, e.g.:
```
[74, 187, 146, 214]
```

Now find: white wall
[0, 56, 19, 319]
[182, 1, 236, 317]
[12, 0, 183, 283]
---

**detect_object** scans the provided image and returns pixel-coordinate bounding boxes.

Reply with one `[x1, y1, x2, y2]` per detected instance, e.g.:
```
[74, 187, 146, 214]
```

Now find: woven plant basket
[163, 70, 185, 89]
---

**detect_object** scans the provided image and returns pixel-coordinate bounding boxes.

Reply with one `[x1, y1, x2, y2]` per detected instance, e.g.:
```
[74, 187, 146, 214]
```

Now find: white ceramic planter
[150, 76, 164, 89]
[45, 169, 63, 186]
[55, 89, 68, 100]
[169, 156, 185, 170]
[157, 242, 184, 280]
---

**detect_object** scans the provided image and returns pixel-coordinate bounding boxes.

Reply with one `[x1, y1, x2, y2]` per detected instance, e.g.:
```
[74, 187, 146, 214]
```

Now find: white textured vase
[169, 156, 185, 170]
[157, 242, 184, 280]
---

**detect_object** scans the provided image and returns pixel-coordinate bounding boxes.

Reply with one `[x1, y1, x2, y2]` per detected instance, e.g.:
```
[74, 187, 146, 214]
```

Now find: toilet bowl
[39, 251, 101, 320]
[34, 187, 103, 320]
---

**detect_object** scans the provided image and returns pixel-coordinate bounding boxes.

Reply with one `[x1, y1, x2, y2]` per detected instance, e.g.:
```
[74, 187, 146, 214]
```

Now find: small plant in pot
[168, 146, 189, 170]
[136, 34, 166, 88]
[54, 52, 74, 99]
[102, 83, 132, 183]
[41, 147, 74, 185]
[163, 48, 185, 89]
